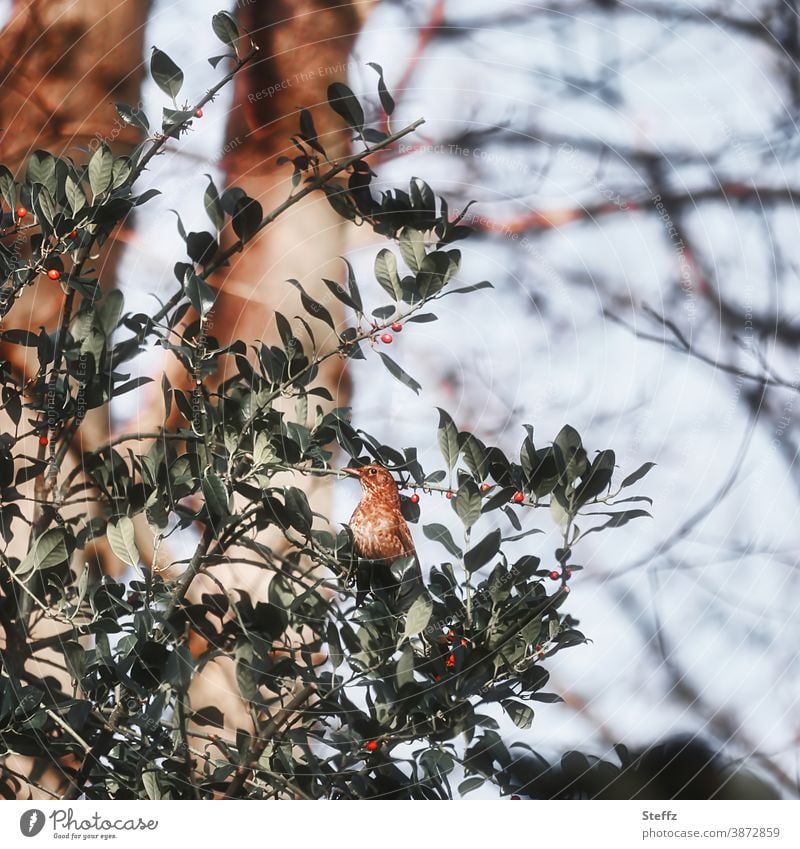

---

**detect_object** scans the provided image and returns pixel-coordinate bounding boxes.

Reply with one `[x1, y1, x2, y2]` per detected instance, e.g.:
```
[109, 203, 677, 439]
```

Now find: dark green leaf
[502, 699, 534, 729]
[150, 47, 184, 98]
[88, 143, 113, 196]
[452, 480, 481, 528]
[620, 461, 656, 489]
[287, 278, 337, 331]
[211, 11, 240, 53]
[464, 528, 501, 574]
[17, 528, 70, 577]
[423, 523, 463, 558]
[399, 227, 425, 273]
[184, 270, 216, 318]
[377, 352, 420, 394]
[326, 82, 364, 133]
[232, 196, 263, 243]
[374, 249, 401, 300]
[204, 174, 225, 231]
[114, 102, 150, 133]
[367, 62, 395, 115]
[436, 408, 459, 470]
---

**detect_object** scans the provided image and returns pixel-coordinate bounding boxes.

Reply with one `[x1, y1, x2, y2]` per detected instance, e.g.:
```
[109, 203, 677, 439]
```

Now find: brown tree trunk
[0, 0, 152, 800]
[180, 2, 374, 775]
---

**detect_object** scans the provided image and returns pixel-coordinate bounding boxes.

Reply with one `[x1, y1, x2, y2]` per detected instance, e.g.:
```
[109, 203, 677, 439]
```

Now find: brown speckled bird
[343, 464, 423, 607]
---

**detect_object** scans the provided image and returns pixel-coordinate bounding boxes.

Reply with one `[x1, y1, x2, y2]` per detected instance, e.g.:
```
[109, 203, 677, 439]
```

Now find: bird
[343, 464, 423, 608]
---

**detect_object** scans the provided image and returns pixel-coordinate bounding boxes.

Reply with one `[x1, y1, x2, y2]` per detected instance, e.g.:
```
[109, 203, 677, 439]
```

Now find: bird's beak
[342, 467, 362, 478]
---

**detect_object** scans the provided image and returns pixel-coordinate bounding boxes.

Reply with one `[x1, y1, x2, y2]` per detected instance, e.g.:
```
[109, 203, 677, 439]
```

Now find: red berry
[195, 107, 204, 118]
[445, 491, 454, 499]
[410, 493, 420, 504]
[69, 230, 78, 238]
[549, 570, 560, 581]
[445, 654, 455, 668]
[47, 269, 61, 280]
[365, 740, 379, 752]
[39, 435, 49, 446]
[480, 483, 491, 492]
[380, 333, 393, 344]
[434, 674, 441, 682]
[512, 491, 524, 503]
[390, 322, 403, 332]
[16, 206, 27, 219]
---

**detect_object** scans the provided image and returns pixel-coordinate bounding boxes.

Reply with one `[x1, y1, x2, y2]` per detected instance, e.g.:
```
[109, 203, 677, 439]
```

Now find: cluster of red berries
[379, 322, 403, 344]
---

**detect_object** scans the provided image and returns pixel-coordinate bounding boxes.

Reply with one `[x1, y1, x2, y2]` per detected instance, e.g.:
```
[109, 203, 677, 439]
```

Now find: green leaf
[343, 258, 363, 314]
[212, 11, 240, 54]
[32, 186, 56, 227]
[374, 249, 402, 300]
[399, 593, 432, 646]
[114, 102, 150, 133]
[326, 82, 364, 133]
[458, 777, 485, 796]
[576, 449, 616, 503]
[367, 62, 395, 115]
[327, 622, 343, 669]
[423, 523, 463, 558]
[464, 528, 501, 574]
[65, 175, 86, 216]
[445, 280, 493, 296]
[581, 509, 651, 537]
[620, 461, 656, 489]
[396, 646, 415, 687]
[436, 408, 459, 470]
[452, 480, 481, 528]
[399, 227, 426, 273]
[232, 195, 263, 243]
[184, 270, 216, 318]
[202, 472, 231, 519]
[417, 251, 450, 298]
[553, 424, 589, 483]
[0, 165, 16, 212]
[461, 433, 488, 479]
[17, 528, 70, 577]
[323, 278, 360, 312]
[377, 352, 421, 394]
[204, 174, 225, 231]
[297, 108, 325, 156]
[150, 47, 184, 99]
[502, 699, 535, 729]
[106, 516, 140, 567]
[88, 143, 113, 196]
[26, 151, 57, 195]
[142, 765, 162, 800]
[287, 278, 336, 331]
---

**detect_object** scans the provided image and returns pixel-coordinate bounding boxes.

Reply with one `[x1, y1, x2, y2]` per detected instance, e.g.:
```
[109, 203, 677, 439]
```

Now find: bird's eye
[369, 468, 377, 475]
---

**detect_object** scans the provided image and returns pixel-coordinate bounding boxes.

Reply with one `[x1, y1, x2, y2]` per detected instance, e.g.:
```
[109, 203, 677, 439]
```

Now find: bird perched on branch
[343, 464, 423, 608]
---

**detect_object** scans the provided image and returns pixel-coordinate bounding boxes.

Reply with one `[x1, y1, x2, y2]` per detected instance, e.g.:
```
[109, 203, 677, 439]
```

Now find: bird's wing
[394, 517, 417, 558]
